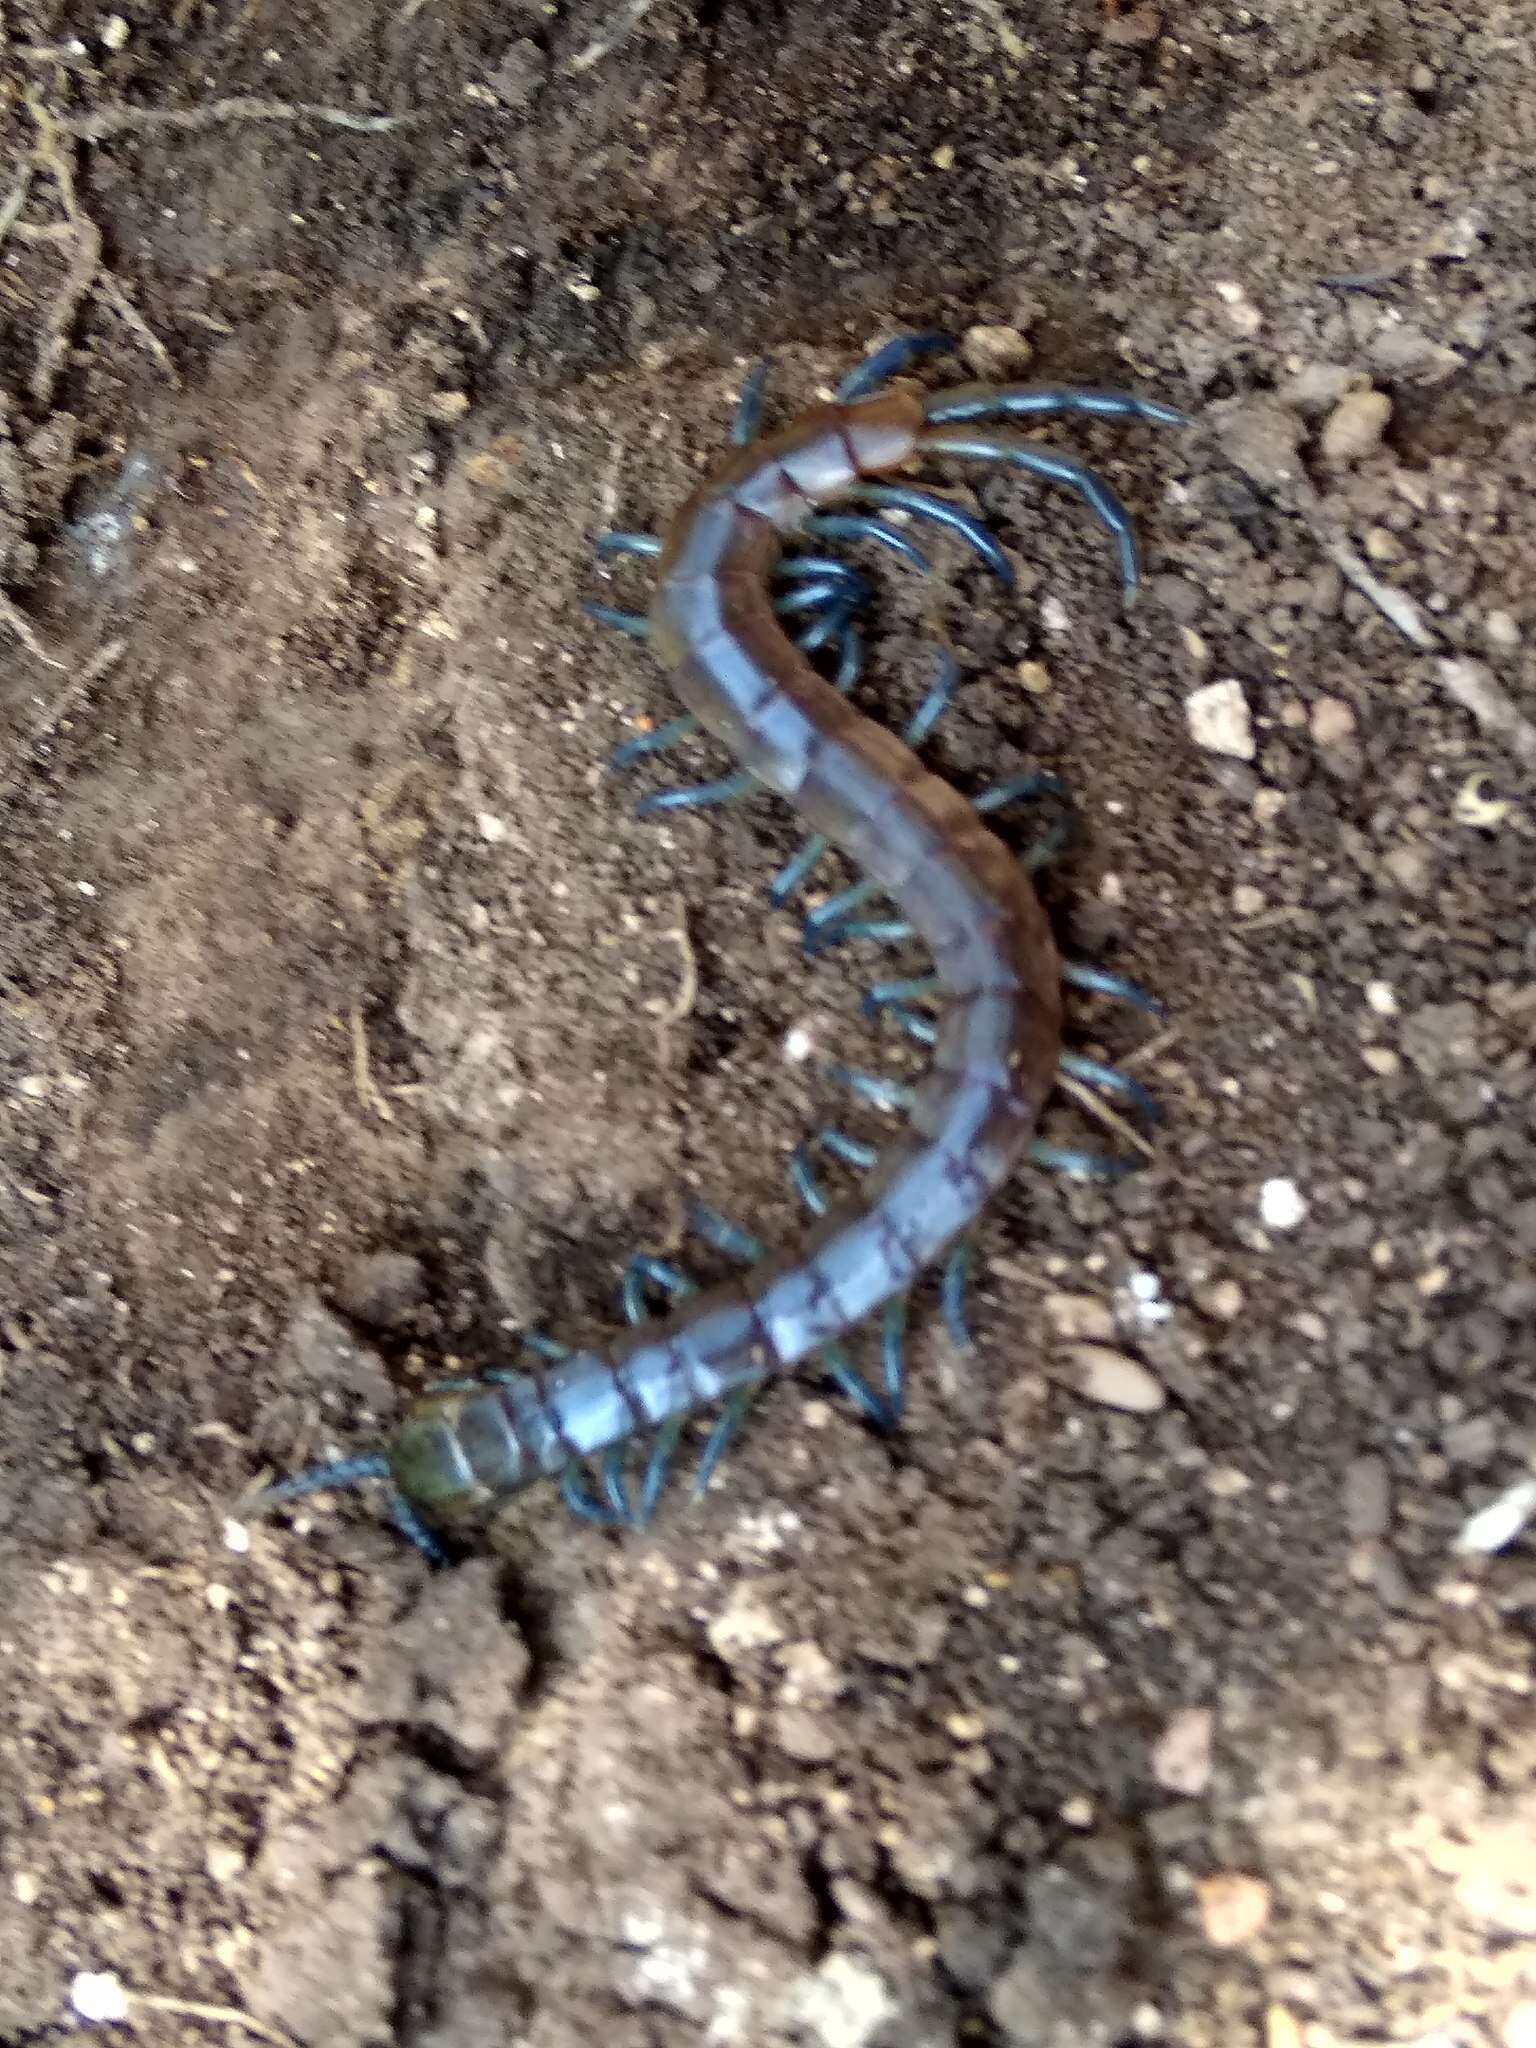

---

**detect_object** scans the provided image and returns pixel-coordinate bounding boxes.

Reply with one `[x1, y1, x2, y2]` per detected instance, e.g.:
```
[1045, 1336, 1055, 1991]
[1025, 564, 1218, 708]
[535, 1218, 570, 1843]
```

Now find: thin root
[0, 588, 67, 669]
[654, 894, 699, 1025]
[57, 96, 411, 142]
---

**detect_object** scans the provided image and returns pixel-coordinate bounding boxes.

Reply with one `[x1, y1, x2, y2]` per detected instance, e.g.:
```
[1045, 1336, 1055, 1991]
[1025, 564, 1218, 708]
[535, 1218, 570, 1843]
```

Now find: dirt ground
[1, 1, 1534, 2044]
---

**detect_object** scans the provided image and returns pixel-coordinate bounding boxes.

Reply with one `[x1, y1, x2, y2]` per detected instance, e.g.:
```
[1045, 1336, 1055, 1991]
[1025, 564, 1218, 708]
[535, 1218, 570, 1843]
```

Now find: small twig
[1116, 1023, 1181, 1074]
[566, 0, 661, 74]
[131, 1992, 303, 2048]
[1054, 1071, 1156, 1161]
[57, 95, 412, 142]
[0, 162, 34, 250]
[1434, 657, 1536, 771]
[1314, 531, 1436, 651]
[0, 589, 67, 669]
[349, 1006, 395, 1122]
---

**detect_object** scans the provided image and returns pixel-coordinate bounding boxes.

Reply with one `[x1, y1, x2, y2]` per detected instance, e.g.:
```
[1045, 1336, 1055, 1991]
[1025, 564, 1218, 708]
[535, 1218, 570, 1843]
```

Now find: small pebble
[72, 1975, 130, 2024]
[1196, 1278, 1244, 1322]
[1455, 1476, 1536, 1556]
[1266, 2005, 1305, 2048]
[1186, 679, 1255, 761]
[962, 324, 1034, 378]
[1504, 2002, 1536, 2048]
[1362, 1046, 1401, 1077]
[1015, 659, 1052, 696]
[1057, 1343, 1166, 1414]
[1232, 884, 1264, 918]
[1484, 609, 1521, 653]
[1150, 1705, 1215, 1796]
[333, 1250, 428, 1330]
[1320, 387, 1392, 463]
[1310, 696, 1357, 748]
[101, 12, 130, 48]
[1365, 980, 1398, 1017]
[1042, 1291, 1117, 1343]
[427, 390, 471, 425]
[1196, 1871, 1271, 1948]
[1344, 1454, 1391, 1541]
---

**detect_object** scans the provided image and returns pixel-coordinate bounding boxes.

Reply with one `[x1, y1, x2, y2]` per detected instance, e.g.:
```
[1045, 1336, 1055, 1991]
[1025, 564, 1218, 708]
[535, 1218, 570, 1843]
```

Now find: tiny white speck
[783, 1023, 815, 1063]
[1259, 1178, 1307, 1230]
[476, 812, 508, 843]
[1041, 595, 1071, 634]
[75, 880, 97, 896]
[222, 1518, 251, 1554]
[72, 1972, 130, 2023]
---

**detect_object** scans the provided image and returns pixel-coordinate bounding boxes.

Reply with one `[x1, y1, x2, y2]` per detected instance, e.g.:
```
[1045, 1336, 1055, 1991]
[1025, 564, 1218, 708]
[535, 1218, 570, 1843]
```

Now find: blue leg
[599, 1443, 635, 1522]
[389, 1493, 450, 1565]
[973, 770, 1075, 871]
[638, 1417, 688, 1521]
[837, 331, 956, 401]
[687, 1199, 766, 1264]
[693, 1386, 761, 1497]
[924, 385, 1188, 430]
[595, 531, 662, 559]
[805, 875, 882, 939]
[1057, 1051, 1163, 1129]
[805, 512, 931, 574]
[634, 769, 758, 818]
[940, 1239, 974, 1351]
[733, 358, 771, 445]
[788, 1126, 878, 1217]
[1030, 1138, 1138, 1182]
[584, 601, 651, 638]
[849, 482, 1014, 587]
[777, 556, 873, 606]
[776, 579, 854, 617]
[562, 1464, 624, 1524]
[820, 1339, 899, 1430]
[808, 916, 915, 954]
[611, 713, 701, 772]
[1062, 961, 1166, 1017]
[903, 645, 959, 746]
[256, 1453, 392, 1509]
[879, 1295, 908, 1416]
[920, 429, 1141, 597]
[828, 1065, 916, 1114]
[622, 1253, 695, 1325]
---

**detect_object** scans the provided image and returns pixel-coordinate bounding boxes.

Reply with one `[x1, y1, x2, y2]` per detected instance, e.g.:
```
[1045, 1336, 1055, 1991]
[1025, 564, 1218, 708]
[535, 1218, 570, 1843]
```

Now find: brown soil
[1, 3, 1534, 2045]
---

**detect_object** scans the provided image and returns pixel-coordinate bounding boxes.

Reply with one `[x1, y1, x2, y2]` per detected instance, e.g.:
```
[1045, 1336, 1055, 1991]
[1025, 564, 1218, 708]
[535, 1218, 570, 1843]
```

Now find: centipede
[257, 331, 1186, 1561]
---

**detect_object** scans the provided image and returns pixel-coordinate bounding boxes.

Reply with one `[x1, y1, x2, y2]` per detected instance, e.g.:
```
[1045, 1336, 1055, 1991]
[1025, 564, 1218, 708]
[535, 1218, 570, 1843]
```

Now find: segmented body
[259, 335, 1183, 1555]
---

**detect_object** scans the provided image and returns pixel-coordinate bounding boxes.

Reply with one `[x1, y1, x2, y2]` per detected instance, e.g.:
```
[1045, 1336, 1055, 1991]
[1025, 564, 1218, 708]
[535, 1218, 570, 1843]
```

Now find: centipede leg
[389, 1493, 451, 1564]
[837, 330, 956, 401]
[940, 1238, 975, 1351]
[693, 1386, 761, 1496]
[585, 600, 651, 638]
[849, 481, 1015, 587]
[595, 531, 662, 560]
[923, 384, 1189, 431]
[827, 1064, 916, 1114]
[611, 713, 702, 772]
[732, 357, 771, 445]
[805, 512, 931, 574]
[919, 428, 1142, 597]
[1062, 960, 1166, 1017]
[879, 1295, 908, 1416]
[1029, 1138, 1138, 1182]
[1057, 1050, 1163, 1130]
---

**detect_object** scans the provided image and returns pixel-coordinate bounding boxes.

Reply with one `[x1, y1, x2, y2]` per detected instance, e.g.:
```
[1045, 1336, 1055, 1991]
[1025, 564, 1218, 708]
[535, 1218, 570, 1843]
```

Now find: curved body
[389, 393, 1061, 1525]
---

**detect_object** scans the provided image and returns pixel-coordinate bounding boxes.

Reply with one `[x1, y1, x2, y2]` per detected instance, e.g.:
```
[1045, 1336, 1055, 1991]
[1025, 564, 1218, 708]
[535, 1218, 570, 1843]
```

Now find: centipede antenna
[635, 769, 758, 817]
[610, 712, 701, 772]
[732, 357, 772, 444]
[805, 511, 931, 573]
[585, 600, 652, 638]
[848, 481, 1015, 586]
[920, 428, 1141, 597]
[255, 1454, 392, 1507]
[1057, 1051, 1164, 1127]
[940, 1239, 974, 1351]
[595, 530, 662, 558]
[923, 385, 1190, 430]
[1062, 960, 1167, 1017]
[837, 330, 956, 401]
[828, 1064, 916, 1114]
